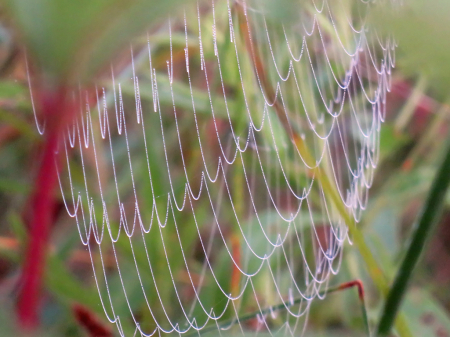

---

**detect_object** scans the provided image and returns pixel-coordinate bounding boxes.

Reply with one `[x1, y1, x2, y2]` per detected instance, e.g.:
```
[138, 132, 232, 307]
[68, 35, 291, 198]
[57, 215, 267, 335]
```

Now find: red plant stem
[191, 279, 369, 337]
[73, 304, 113, 337]
[17, 87, 74, 329]
[337, 279, 365, 301]
[230, 234, 241, 297]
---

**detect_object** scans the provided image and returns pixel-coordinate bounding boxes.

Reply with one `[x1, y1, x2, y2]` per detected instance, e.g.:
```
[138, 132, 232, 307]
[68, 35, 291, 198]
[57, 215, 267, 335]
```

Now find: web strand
[38, 0, 397, 336]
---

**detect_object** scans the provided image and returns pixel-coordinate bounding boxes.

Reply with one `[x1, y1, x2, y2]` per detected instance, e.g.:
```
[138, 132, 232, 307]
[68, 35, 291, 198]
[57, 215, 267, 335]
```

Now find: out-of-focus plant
[0, 0, 450, 336]
[3, 0, 192, 330]
[369, 0, 450, 335]
[5, 0, 195, 85]
[372, 0, 450, 97]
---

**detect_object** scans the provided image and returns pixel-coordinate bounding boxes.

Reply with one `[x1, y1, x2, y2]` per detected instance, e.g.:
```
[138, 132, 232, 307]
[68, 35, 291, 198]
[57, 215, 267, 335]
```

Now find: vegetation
[0, 0, 450, 336]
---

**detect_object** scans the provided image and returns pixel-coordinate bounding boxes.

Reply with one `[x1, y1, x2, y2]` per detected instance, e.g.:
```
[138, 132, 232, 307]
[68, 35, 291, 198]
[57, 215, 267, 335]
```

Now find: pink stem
[17, 88, 73, 329]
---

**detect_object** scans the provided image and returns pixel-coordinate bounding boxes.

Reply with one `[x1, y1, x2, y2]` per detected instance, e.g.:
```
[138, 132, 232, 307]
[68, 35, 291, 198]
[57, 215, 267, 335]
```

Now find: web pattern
[40, 0, 395, 335]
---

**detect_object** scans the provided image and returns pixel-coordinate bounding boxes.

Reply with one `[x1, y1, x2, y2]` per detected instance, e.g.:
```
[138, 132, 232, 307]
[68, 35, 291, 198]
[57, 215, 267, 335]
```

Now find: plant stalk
[16, 87, 74, 329]
[376, 131, 450, 336]
[191, 280, 369, 337]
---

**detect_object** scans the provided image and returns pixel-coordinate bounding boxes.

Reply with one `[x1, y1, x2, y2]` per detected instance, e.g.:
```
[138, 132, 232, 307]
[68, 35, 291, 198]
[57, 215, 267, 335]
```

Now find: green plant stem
[297, 139, 412, 337]
[377, 132, 450, 336]
[192, 280, 369, 337]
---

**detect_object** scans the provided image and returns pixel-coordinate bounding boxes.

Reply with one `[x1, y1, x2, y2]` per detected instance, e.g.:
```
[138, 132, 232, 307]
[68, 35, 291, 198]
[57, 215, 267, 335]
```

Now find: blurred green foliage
[3, 0, 194, 85]
[372, 0, 450, 98]
[0, 0, 450, 336]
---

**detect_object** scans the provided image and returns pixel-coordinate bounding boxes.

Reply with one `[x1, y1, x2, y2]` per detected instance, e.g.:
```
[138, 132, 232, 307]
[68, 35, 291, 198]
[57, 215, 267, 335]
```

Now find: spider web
[33, 0, 395, 335]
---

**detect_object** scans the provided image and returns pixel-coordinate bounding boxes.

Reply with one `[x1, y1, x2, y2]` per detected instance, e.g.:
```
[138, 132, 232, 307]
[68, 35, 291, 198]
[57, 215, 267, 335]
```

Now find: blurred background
[0, 0, 450, 336]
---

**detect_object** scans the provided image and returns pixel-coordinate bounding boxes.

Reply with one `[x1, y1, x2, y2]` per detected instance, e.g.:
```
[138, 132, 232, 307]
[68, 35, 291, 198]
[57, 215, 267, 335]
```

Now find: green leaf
[402, 288, 450, 337]
[4, 0, 195, 85]
[45, 253, 101, 313]
[371, 0, 450, 98]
